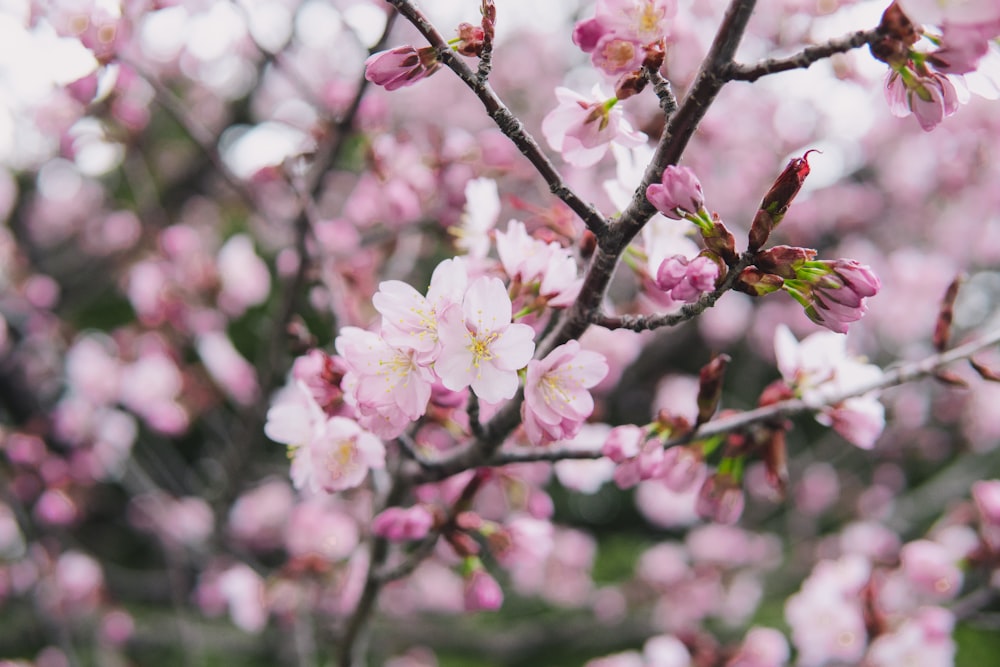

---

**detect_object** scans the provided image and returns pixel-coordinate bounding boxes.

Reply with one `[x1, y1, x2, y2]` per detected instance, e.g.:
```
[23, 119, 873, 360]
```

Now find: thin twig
[724, 29, 881, 83]
[385, 0, 609, 239]
[489, 326, 1000, 465]
[594, 252, 754, 331]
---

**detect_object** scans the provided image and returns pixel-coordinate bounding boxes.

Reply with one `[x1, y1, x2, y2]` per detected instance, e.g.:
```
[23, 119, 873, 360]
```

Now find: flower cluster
[573, 0, 677, 77]
[874, 1, 1000, 130]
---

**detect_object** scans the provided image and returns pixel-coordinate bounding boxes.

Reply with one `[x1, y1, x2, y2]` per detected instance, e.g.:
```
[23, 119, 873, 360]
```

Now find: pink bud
[364, 46, 440, 91]
[464, 569, 503, 611]
[646, 165, 705, 220]
[695, 474, 745, 524]
[372, 506, 434, 542]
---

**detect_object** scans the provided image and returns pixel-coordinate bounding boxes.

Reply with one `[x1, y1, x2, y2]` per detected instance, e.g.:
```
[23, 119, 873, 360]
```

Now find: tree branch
[489, 326, 1000, 465]
[384, 0, 609, 239]
[724, 29, 881, 83]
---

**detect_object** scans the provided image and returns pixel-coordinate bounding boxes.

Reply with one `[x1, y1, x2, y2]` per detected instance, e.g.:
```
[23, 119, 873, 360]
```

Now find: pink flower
[542, 88, 646, 168]
[265, 383, 385, 493]
[646, 165, 705, 220]
[309, 417, 386, 493]
[785, 555, 871, 667]
[365, 46, 440, 91]
[434, 276, 536, 403]
[522, 341, 608, 446]
[602, 425, 665, 488]
[373, 258, 468, 363]
[464, 568, 503, 611]
[900, 539, 963, 600]
[865, 607, 956, 667]
[884, 70, 961, 132]
[659, 446, 705, 493]
[372, 506, 435, 542]
[972, 479, 1000, 551]
[727, 627, 790, 667]
[335, 327, 434, 438]
[574, 0, 678, 76]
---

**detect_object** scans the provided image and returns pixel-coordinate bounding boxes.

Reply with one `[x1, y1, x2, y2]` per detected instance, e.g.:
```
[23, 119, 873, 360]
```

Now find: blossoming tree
[3, 0, 1000, 665]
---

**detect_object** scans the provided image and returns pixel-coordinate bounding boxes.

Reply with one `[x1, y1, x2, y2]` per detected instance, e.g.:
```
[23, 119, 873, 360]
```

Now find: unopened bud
[734, 267, 784, 296]
[615, 70, 648, 100]
[933, 275, 964, 352]
[748, 150, 819, 251]
[755, 245, 817, 278]
[696, 353, 730, 427]
[703, 217, 737, 265]
[643, 39, 666, 72]
[455, 22, 486, 56]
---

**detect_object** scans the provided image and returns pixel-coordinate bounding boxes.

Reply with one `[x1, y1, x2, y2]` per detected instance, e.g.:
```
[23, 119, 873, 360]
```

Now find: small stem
[725, 29, 881, 83]
[385, 0, 608, 239]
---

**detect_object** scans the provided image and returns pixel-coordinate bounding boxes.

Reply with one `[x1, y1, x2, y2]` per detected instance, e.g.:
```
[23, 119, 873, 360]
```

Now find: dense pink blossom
[522, 341, 608, 446]
[335, 327, 434, 438]
[265, 383, 385, 493]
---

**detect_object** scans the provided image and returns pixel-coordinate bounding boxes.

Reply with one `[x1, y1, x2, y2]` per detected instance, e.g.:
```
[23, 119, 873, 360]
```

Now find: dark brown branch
[724, 29, 881, 83]
[385, 0, 609, 239]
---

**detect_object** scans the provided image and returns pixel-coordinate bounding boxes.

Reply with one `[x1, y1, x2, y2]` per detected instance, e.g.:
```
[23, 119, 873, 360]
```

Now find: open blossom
[435, 276, 536, 403]
[264, 382, 385, 493]
[496, 220, 581, 305]
[522, 341, 608, 446]
[334, 327, 435, 439]
[774, 325, 885, 449]
[373, 258, 468, 363]
[885, 69, 961, 132]
[542, 87, 646, 168]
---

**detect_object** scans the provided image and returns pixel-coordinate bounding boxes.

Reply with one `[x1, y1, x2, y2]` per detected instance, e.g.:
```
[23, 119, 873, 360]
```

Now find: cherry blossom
[434, 276, 536, 403]
[542, 87, 646, 168]
[774, 325, 885, 449]
[522, 340, 608, 446]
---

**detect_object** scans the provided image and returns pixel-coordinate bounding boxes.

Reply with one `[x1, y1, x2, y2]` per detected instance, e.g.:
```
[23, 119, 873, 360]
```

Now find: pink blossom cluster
[573, 0, 678, 76]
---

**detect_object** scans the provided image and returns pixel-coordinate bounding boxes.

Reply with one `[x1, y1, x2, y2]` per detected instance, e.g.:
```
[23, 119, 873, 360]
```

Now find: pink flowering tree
[4, 0, 1000, 665]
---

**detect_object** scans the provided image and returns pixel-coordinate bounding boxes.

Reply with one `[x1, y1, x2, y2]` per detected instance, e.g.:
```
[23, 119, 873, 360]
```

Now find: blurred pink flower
[463, 568, 503, 611]
[372, 506, 434, 542]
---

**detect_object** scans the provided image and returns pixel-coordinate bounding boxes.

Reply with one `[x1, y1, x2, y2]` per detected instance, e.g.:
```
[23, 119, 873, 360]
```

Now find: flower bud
[734, 268, 784, 296]
[464, 567, 503, 612]
[702, 217, 737, 265]
[455, 23, 486, 57]
[646, 165, 705, 220]
[748, 150, 818, 251]
[695, 471, 745, 524]
[696, 353, 730, 427]
[615, 70, 648, 100]
[755, 245, 817, 279]
[364, 46, 441, 91]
